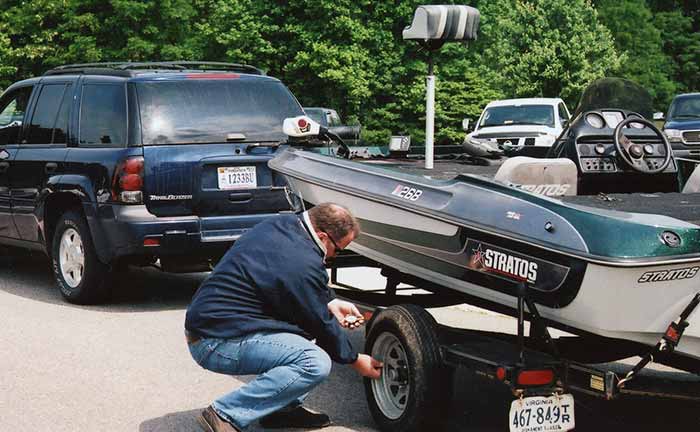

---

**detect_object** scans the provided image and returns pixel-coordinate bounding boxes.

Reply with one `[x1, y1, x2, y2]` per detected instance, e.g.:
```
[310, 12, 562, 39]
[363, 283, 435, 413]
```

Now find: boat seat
[494, 156, 578, 197]
[681, 163, 700, 193]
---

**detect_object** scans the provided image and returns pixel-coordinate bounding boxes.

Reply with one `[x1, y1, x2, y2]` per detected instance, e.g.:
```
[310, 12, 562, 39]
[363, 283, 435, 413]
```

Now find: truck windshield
[480, 105, 555, 128]
[668, 95, 700, 120]
[136, 79, 304, 144]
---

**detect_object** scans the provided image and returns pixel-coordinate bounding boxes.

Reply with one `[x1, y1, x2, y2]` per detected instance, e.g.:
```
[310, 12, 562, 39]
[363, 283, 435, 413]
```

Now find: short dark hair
[308, 203, 360, 241]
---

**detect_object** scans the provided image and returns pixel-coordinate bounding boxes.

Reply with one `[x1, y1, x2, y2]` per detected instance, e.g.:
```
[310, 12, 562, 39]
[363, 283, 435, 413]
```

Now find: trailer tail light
[517, 369, 555, 386]
[496, 367, 507, 381]
[143, 238, 160, 247]
[112, 156, 144, 204]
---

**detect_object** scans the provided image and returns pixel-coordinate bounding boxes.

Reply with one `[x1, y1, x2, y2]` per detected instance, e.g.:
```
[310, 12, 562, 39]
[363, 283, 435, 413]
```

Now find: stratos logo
[638, 266, 699, 283]
[470, 243, 538, 283]
[510, 183, 571, 197]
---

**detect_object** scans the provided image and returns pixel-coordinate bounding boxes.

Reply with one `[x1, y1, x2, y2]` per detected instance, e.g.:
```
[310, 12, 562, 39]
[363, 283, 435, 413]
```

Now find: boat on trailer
[270, 78, 700, 372]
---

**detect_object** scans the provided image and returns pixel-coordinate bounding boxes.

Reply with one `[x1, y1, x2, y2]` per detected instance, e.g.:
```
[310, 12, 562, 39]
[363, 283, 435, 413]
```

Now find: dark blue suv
[664, 93, 700, 159]
[0, 62, 303, 303]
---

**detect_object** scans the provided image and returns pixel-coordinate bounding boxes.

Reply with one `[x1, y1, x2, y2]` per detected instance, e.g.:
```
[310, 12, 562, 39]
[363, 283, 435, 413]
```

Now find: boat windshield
[572, 77, 653, 119]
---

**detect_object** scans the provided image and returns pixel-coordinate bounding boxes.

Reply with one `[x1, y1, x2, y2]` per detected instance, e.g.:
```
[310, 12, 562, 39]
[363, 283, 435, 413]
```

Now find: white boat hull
[287, 176, 700, 362]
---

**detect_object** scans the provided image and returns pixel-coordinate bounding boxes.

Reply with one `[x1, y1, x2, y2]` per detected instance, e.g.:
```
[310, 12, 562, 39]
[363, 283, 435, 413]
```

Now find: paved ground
[1, 247, 699, 431]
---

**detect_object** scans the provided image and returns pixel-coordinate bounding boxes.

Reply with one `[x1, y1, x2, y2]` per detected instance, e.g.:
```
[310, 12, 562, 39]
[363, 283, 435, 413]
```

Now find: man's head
[308, 203, 360, 259]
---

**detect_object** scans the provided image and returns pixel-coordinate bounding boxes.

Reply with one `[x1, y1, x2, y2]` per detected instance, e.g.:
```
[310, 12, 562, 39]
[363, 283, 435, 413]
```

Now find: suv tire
[51, 210, 110, 304]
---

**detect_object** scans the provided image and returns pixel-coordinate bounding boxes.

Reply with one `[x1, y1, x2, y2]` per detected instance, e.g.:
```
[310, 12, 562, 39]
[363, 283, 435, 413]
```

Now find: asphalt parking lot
[1, 247, 699, 431]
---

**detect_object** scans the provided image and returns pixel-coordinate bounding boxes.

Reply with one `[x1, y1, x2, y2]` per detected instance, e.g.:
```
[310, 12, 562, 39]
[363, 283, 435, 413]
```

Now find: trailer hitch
[618, 292, 700, 388]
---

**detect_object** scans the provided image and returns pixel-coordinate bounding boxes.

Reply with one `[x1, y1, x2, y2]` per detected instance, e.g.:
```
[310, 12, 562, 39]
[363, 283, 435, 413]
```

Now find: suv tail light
[112, 156, 144, 204]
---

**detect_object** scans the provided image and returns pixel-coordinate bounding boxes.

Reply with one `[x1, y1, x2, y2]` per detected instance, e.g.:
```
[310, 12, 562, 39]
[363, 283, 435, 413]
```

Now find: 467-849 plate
[509, 394, 575, 432]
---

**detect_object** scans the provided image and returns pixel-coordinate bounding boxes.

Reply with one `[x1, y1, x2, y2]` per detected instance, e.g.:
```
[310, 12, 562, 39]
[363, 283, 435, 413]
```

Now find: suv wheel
[52, 210, 110, 304]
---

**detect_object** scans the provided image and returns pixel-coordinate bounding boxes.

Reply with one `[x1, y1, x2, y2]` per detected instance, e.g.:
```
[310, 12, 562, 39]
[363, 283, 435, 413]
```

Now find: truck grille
[682, 130, 700, 144]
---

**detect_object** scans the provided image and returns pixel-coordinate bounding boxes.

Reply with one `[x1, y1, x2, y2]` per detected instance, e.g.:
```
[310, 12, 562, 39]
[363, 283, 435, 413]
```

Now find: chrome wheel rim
[59, 228, 85, 288]
[371, 332, 410, 420]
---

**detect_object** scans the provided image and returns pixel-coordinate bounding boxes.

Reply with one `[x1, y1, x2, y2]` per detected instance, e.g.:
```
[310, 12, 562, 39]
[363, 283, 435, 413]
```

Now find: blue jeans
[188, 332, 332, 429]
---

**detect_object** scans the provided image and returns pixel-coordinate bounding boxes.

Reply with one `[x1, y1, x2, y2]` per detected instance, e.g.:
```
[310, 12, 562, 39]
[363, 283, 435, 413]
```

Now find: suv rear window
[135, 79, 303, 145]
[79, 84, 127, 147]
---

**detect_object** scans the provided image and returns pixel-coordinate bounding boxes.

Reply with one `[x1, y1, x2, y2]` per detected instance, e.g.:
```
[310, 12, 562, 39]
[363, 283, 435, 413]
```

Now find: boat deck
[360, 156, 700, 226]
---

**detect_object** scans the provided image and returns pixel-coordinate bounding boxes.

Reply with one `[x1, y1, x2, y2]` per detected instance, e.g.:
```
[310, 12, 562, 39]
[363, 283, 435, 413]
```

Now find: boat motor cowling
[283, 115, 321, 138]
[283, 115, 351, 158]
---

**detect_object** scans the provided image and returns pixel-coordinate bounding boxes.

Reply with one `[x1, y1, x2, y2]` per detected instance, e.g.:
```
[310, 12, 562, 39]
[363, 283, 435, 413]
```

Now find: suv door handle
[45, 162, 58, 174]
[0, 161, 8, 173]
[229, 192, 252, 202]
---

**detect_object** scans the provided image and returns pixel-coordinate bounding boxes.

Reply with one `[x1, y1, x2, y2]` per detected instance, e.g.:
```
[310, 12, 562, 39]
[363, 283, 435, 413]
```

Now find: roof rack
[44, 61, 265, 76]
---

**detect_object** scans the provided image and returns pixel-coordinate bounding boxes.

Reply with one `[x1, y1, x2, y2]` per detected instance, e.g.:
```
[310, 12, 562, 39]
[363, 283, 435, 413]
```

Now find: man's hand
[352, 353, 383, 379]
[328, 298, 365, 329]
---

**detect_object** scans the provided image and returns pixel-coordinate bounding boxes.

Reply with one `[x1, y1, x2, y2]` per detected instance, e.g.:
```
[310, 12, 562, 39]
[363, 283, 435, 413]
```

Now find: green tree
[594, 0, 677, 109]
[0, 0, 202, 79]
[0, 29, 16, 91]
[653, 10, 700, 93]
[473, 0, 621, 108]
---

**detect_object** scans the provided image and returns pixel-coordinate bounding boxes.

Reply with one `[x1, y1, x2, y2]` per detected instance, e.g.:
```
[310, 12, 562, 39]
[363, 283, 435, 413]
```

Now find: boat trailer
[329, 255, 700, 431]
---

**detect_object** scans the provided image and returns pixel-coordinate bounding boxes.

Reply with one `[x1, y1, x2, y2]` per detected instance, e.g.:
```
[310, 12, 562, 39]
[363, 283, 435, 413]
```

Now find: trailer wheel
[364, 304, 452, 432]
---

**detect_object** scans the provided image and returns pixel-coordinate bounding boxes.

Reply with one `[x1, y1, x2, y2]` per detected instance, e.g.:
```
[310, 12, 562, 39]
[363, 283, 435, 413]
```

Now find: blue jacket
[185, 213, 358, 364]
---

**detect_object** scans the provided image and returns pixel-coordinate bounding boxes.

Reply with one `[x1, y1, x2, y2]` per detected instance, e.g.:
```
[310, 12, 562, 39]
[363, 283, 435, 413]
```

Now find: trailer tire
[364, 304, 452, 432]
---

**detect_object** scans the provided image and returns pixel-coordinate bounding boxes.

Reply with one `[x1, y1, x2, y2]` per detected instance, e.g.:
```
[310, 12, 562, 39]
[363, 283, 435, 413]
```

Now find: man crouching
[185, 203, 382, 431]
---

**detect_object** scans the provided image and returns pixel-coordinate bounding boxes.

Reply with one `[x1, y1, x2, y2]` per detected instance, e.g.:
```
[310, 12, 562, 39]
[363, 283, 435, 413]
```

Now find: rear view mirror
[462, 118, 471, 131]
[283, 116, 321, 138]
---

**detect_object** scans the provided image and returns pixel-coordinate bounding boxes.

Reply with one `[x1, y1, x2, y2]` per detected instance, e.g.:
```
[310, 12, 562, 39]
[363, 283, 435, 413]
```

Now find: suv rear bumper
[91, 204, 292, 264]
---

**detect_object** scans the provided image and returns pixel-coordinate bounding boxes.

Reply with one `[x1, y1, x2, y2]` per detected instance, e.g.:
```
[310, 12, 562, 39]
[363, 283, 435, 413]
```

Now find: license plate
[509, 394, 575, 432]
[217, 166, 257, 190]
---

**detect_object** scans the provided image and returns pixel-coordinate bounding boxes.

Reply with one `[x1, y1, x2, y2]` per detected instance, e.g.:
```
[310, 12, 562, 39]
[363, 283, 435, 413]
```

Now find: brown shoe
[259, 406, 331, 429]
[197, 406, 241, 432]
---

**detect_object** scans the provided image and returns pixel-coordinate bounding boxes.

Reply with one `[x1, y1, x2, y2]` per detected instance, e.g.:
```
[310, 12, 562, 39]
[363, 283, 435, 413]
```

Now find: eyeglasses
[321, 230, 343, 252]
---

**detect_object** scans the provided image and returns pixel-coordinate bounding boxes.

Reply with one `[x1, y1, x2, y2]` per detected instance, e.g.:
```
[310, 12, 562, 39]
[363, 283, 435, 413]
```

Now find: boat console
[547, 78, 680, 195]
[549, 109, 678, 195]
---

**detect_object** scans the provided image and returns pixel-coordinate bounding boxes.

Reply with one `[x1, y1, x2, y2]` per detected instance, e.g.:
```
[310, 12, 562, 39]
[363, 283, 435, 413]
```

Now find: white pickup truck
[464, 98, 571, 157]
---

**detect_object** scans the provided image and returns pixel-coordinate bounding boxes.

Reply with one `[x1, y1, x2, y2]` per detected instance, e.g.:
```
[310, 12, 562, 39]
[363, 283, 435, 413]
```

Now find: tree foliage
[0, 0, 697, 144]
[595, 0, 678, 107]
[474, 0, 620, 108]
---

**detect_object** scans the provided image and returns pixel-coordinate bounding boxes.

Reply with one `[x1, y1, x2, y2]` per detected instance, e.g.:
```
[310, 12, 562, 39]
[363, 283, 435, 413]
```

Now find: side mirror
[283, 116, 321, 138]
[561, 119, 569, 128]
[0, 120, 22, 129]
[462, 118, 471, 132]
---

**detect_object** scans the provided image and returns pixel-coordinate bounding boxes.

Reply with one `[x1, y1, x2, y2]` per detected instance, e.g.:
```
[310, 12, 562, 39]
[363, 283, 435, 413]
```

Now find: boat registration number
[509, 394, 575, 432]
[217, 166, 257, 190]
[391, 184, 423, 201]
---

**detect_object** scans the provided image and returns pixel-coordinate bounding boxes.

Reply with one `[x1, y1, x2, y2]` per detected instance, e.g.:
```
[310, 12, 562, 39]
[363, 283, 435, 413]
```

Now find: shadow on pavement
[0, 245, 206, 311]
[139, 409, 203, 432]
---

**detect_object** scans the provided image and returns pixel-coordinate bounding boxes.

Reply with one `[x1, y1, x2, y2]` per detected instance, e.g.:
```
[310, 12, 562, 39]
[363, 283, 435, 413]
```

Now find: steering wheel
[613, 117, 672, 174]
